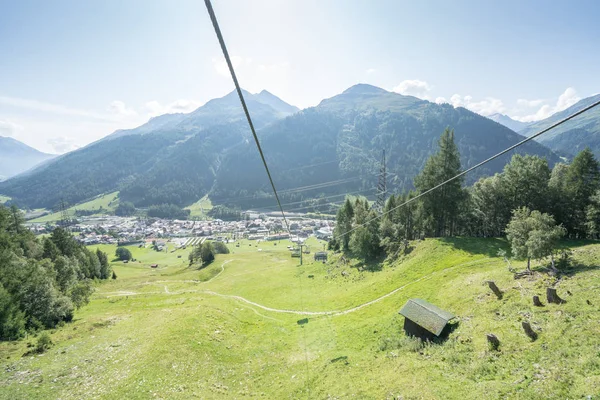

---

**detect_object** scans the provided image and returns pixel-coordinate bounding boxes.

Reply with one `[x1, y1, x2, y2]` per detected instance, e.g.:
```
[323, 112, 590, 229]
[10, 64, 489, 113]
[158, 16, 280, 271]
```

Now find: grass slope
[185, 195, 213, 219]
[1, 238, 599, 399]
[30, 192, 120, 223]
[0, 195, 10, 204]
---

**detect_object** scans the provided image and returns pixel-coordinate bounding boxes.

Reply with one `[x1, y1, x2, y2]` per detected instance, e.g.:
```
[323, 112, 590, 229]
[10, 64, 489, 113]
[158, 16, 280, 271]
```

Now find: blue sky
[1, 0, 598, 153]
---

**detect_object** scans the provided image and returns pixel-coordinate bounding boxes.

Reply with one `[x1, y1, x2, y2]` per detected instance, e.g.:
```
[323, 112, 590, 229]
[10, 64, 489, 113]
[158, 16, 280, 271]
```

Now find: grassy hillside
[1, 237, 599, 399]
[184, 195, 213, 218]
[29, 192, 119, 223]
[0, 195, 9, 204]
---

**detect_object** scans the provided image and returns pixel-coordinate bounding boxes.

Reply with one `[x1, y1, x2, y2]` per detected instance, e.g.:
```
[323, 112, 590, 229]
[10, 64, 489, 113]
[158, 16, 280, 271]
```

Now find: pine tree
[333, 197, 354, 251]
[501, 154, 551, 215]
[564, 148, 600, 236]
[414, 128, 465, 237]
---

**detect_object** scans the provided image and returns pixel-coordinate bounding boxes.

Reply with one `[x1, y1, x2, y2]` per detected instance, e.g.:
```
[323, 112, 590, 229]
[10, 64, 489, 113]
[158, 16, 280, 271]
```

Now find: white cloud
[470, 98, 506, 116]
[392, 79, 432, 98]
[448, 94, 506, 116]
[107, 100, 137, 117]
[556, 87, 580, 110]
[435, 97, 447, 104]
[513, 87, 581, 122]
[0, 119, 24, 137]
[47, 136, 81, 153]
[366, 68, 377, 75]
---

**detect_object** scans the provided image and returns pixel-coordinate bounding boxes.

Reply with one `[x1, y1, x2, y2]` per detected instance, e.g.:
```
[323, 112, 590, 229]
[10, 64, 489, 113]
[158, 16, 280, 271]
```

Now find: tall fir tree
[564, 148, 600, 237]
[414, 128, 465, 237]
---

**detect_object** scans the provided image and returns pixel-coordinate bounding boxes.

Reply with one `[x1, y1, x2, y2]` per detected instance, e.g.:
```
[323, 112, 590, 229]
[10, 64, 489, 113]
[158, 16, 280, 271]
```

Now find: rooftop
[399, 298, 454, 336]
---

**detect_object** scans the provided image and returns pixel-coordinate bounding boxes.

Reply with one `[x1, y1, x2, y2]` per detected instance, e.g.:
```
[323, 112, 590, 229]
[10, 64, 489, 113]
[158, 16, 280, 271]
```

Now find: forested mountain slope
[519, 94, 600, 157]
[0, 85, 560, 211]
[212, 85, 560, 209]
[0, 91, 295, 209]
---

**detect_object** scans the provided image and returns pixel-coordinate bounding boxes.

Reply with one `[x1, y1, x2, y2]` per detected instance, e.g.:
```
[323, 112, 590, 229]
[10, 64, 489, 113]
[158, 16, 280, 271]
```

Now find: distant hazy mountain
[254, 90, 300, 116]
[487, 113, 529, 133]
[518, 94, 600, 158]
[0, 137, 56, 181]
[0, 84, 561, 210]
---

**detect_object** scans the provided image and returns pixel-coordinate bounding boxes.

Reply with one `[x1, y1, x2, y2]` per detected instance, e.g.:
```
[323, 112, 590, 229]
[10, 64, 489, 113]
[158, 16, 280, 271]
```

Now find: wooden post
[486, 281, 503, 299]
[546, 287, 566, 304]
[533, 295, 544, 307]
[522, 321, 538, 341]
[486, 334, 500, 351]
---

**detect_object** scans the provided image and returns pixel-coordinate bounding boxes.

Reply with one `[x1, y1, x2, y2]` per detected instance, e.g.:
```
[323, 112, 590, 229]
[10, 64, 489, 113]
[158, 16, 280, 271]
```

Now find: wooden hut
[398, 298, 454, 341]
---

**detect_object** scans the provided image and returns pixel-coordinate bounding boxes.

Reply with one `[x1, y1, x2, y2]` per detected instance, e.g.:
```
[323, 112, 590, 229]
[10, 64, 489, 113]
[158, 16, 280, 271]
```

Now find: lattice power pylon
[59, 199, 71, 228]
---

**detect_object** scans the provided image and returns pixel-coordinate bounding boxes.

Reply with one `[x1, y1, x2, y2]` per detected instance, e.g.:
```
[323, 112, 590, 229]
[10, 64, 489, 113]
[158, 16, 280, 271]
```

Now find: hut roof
[399, 298, 454, 336]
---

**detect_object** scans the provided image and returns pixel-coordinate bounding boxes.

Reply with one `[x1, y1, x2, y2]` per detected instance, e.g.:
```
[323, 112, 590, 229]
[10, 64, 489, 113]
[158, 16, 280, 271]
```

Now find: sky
[0, 0, 599, 154]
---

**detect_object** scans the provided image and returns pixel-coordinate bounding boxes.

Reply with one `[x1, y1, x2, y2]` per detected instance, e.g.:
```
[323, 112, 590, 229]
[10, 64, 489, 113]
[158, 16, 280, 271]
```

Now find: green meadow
[29, 192, 120, 223]
[1, 237, 600, 399]
[185, 196, 213, 219]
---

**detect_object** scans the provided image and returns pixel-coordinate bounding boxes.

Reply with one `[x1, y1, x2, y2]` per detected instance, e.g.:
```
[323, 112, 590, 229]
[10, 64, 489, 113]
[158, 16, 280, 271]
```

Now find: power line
[208, 176, 369, 206]
[335, 98, 600, 240]
[204, 0, 290, 234]
[278, 160, 338, 174]
[277, 177, 361, 195]
[247, 187, 377, 212]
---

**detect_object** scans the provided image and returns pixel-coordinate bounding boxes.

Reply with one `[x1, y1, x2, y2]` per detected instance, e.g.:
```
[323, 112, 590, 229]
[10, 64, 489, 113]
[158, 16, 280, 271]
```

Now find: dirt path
[200, 258, 493, 316]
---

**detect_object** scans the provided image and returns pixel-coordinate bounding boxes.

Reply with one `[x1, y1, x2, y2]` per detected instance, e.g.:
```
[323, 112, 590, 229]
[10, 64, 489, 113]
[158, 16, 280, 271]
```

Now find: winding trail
[201, 258, 493, 317]
[101, 258, 494, 317]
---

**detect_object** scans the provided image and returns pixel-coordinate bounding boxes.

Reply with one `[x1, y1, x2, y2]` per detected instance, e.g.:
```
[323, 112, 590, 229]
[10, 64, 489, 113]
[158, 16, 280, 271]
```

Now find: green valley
[1, 237, 599, 399]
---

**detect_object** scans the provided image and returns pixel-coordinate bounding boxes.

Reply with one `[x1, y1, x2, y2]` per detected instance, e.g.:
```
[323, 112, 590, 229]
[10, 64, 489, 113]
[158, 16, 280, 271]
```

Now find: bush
[35, 332, 53, 353]
[212, 241, 230, 254]
[69, 280, 94, 309]
[115, 247, 132, 261]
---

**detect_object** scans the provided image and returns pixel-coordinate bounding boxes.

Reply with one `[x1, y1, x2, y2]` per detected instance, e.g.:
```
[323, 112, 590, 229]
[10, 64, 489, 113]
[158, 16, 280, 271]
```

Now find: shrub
[35, 332, 53, 353]
[115, 247, 132, 261]
[212, 241, 230, 254]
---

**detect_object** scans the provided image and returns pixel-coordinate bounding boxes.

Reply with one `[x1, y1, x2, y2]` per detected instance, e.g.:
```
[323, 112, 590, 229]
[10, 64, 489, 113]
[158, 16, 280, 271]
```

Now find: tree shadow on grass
[555, 239, 600, 250]
[438, 237, 509, 257]
[439, 237, 600, 259]
[559, 261, 600, 277]
[349, 253, 386, 272]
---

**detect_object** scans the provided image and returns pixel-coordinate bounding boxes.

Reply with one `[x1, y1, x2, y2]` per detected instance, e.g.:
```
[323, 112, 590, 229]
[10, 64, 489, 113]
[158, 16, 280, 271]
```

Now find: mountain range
[487, 113, 529, 133]
[3, 85, 598, 212]
[485, 96, 600, 158]
[0, 137, 56, 182]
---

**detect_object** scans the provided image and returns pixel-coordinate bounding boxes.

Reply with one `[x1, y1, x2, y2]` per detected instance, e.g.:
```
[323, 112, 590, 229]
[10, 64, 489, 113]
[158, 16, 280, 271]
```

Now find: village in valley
[26, 212, 335, 248]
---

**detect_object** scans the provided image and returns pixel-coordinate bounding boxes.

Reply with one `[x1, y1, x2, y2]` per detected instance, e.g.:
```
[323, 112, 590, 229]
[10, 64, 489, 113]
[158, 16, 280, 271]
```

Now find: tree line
[330, 127, 600, 265]
[0, 205, 111, 340]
